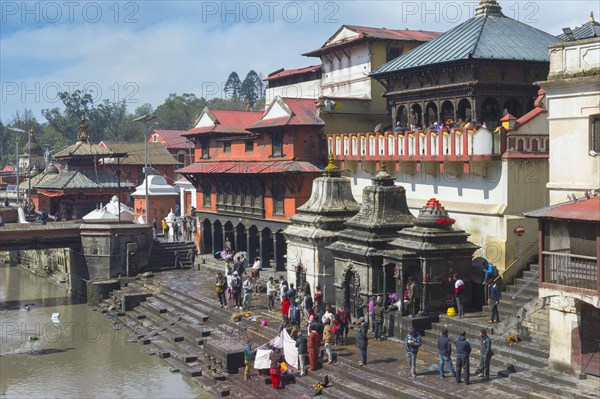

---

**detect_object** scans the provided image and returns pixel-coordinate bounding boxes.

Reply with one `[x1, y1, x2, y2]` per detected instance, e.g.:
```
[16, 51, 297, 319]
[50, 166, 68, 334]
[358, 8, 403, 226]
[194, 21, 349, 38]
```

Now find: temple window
[272, 132, 283, 157]
[591, 115, 600, 154]
[203, 184, 211, 208]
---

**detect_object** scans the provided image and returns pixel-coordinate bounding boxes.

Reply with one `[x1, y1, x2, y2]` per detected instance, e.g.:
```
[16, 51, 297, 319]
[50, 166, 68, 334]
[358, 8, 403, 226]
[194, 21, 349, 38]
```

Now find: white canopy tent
[254, 328, 298, 370]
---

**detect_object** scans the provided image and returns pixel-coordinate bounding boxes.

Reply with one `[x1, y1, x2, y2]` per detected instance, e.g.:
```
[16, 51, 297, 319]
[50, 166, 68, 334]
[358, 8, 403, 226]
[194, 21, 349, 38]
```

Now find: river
[0, 264, 212, 398]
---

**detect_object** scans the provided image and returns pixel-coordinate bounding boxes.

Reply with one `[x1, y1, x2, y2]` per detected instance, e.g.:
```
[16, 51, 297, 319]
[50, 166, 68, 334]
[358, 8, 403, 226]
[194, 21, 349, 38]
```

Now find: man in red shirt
[454, 274, 465, 318]
[280, 294, 291, 332]
[336, 302, 351, 344]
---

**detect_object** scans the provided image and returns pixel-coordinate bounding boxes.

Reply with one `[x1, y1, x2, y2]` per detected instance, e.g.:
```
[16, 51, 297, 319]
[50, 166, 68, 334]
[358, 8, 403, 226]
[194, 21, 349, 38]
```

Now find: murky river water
[0, 265, 212, 398]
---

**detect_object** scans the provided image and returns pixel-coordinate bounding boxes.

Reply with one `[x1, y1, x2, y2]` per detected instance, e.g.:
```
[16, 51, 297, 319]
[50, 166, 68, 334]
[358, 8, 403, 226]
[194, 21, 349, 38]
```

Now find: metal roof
[372, 5, 560, 76]
[524, 197, 600, 222]
[264, 65, 323, 82]
[185, 109, 262, 136]
[558, 14, 600, 41]
[36, 169, 134, 190]
[54, 141, 114, 159]
[177, 160, 323, 175]
[303, 25, 441, 57]
[248, 98, 324, 130]
[100, 141, 179, 165]
[151, 130, 192, 150]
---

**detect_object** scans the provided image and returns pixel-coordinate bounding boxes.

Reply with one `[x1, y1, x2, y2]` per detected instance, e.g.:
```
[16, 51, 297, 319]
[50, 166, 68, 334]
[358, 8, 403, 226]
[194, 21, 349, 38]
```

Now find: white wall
[266, 79, 320, 104]
[321, 43, 372, 99]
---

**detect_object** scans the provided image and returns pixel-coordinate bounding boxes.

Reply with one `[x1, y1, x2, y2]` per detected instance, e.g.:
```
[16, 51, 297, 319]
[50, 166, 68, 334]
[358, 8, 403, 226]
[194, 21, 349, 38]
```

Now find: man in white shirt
[251, 257, 262, 283]
[454, 274, 465, 318]
[242, 275, 253, 310]
[266, 277, 277, 311]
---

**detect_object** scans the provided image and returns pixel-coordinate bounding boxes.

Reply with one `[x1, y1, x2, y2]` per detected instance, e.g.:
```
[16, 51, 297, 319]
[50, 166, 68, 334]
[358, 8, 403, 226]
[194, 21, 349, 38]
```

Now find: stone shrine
[383, 198, 479, 316]
[327, 165, 415, 313]
[283, 155, 361, 305]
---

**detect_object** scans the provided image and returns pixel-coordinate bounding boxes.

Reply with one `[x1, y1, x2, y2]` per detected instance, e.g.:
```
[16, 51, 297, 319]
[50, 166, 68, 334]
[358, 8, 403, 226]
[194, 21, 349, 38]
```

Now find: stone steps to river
[147, 241, 196, 271]
[102, 261, 591, 399]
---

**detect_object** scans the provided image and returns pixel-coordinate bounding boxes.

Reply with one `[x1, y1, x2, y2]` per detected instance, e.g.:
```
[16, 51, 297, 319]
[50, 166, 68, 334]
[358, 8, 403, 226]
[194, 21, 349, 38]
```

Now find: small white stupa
[83, 195, 135, 223]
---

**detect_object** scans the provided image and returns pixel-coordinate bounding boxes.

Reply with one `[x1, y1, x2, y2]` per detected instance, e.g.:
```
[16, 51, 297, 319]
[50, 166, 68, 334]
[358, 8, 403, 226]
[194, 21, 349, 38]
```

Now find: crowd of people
[215, 266, 500, 389]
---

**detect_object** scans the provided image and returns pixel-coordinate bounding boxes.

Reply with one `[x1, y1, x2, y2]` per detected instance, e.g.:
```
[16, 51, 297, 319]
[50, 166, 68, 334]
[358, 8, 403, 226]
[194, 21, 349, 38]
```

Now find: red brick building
[99, 141, 179, 185]
[149, 130, 194, 169]
[179, 97, 327, 270]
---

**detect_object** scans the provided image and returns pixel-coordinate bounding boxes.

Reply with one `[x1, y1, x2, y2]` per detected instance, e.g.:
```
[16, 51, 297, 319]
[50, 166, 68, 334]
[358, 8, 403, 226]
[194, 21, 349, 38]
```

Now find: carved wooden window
[272, 132, 283, 157]
[201, 140, 210, 159]
[223, 142, 231, 153]
[272, 185, 284, 215]
[203, 184, 211, 208]
[245, 140, 254, 152]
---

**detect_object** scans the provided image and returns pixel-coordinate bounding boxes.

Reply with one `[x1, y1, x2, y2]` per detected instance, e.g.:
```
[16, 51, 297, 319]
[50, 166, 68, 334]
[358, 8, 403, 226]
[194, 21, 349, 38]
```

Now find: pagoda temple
[33, 118, 133, 219]
[283, 155, 361, 305]
[383, 198, 479, 315]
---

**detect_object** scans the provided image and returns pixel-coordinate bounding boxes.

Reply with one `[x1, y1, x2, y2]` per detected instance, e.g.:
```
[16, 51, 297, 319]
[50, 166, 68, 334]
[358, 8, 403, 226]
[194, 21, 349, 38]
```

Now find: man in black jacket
[355, 317, 369, 366]
[438, 328, 456, 379]
[295, 330, 308, 376]
[455, 331, 471, 384]
[488, 282, 501, 323]
[475, 328, 493, 381]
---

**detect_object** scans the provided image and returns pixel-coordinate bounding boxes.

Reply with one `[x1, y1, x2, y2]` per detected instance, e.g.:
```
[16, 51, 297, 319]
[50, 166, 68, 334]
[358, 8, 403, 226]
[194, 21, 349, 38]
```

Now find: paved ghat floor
[144, 265, 553, 399]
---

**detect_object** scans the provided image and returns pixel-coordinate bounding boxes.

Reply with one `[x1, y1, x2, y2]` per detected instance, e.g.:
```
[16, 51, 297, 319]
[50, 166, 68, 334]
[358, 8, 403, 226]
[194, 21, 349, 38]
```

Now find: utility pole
[133, 114, 158, 223]
[7, 127, 26, 207]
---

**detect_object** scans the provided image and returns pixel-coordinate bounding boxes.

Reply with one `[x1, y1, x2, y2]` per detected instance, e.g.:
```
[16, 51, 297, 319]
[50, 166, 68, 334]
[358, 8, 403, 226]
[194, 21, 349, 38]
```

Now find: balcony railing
[542, 251, 598, 291]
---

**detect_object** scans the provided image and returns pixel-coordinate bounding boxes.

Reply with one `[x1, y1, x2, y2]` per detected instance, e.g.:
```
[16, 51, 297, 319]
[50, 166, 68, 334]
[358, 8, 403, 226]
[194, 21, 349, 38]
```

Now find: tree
[95, 99, 127, 141]
[224, 72, 242, 99]
[42, 90, 97, 143]
[240, 70, 262, 109]
[154, 93, 206, 130]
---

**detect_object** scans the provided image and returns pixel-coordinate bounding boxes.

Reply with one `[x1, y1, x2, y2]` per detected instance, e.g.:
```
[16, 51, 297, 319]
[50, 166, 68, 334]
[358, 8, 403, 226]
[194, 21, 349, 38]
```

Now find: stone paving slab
[140, 267, 557, 399]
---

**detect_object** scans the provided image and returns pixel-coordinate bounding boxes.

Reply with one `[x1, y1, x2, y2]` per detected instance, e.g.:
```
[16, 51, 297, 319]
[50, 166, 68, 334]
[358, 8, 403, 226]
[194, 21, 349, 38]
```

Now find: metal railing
[511, 271, 539, 300]
[542, 251, 598, 291]
[493, 242, 538, 286]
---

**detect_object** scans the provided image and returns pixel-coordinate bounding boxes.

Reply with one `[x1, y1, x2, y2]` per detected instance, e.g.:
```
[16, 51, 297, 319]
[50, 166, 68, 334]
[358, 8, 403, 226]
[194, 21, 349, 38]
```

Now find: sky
[1, 0, 599, 123]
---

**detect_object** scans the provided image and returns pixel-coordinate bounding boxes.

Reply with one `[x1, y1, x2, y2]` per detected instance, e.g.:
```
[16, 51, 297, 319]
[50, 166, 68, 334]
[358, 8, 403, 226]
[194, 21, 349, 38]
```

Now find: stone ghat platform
[98, 268, 600, 399]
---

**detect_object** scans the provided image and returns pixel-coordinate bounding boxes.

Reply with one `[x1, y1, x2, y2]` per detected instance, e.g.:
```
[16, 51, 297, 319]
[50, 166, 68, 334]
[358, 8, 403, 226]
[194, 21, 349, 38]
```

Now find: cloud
[1, 0, 599, 123]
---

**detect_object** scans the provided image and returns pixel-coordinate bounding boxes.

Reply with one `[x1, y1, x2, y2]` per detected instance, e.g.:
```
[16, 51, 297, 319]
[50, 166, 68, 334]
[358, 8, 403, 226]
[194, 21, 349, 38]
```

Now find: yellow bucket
[447, 307, 456, 317]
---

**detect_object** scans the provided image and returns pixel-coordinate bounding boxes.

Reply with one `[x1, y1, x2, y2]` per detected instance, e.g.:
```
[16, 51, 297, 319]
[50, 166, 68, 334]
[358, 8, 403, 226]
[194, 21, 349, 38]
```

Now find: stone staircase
[494, 368, 600, 399]
[147, 241, 196, 271]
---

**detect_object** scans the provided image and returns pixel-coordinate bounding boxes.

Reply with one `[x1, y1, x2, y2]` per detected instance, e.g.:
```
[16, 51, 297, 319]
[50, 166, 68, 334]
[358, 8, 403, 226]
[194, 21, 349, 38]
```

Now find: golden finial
[591, 11, 595, 23]
[77, 117, 90, 143]
[324, 153, 340, 174]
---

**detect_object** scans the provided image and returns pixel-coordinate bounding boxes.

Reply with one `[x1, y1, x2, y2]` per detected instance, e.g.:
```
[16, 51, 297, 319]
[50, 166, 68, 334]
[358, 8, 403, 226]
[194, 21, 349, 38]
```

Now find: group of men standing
[406, 326, 494, 383]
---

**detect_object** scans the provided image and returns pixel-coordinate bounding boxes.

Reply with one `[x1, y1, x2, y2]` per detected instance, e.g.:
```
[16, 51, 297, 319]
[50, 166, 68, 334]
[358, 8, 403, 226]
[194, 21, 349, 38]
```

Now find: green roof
[36, 170, 134, 190]
[372, 1, 560, 77]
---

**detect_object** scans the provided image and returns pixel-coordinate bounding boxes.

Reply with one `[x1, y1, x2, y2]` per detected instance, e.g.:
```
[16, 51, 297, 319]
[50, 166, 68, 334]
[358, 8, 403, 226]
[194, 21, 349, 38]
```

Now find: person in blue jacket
[405, 327, 422, 378]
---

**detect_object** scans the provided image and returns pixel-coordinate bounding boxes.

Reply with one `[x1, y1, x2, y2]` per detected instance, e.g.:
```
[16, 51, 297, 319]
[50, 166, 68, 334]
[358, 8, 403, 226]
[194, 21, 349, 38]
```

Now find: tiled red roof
[265, 65, 322, 81]
[304, 25, 442, 56]
[516, 107, 547, 128]
[184, 110, 262, 136]
[152, 130, 192, 150]
[524, 197, 600, 222]
[248, 98, 324, 130]
[345, 25, 442, 41]
[177, 160, 323, 175]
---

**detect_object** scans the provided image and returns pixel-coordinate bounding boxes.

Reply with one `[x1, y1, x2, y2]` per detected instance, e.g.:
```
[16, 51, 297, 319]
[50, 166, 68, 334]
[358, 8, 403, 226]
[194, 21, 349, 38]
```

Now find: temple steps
[147, 241, 196, 271]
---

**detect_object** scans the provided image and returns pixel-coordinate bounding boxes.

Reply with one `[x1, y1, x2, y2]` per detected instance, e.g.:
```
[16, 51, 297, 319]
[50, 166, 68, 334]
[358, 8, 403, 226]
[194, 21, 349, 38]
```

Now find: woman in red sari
[269, 348, 283, 389]
[307, 329, 321, 371]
